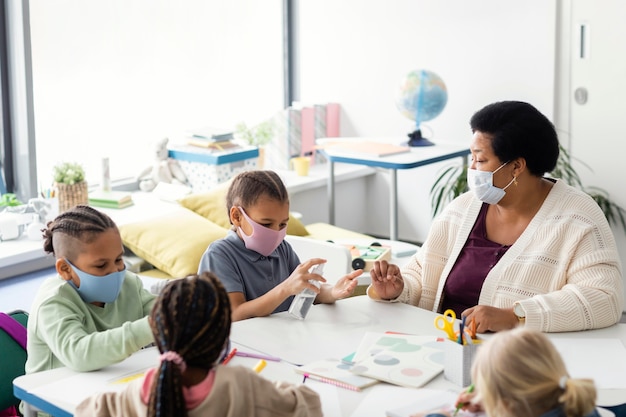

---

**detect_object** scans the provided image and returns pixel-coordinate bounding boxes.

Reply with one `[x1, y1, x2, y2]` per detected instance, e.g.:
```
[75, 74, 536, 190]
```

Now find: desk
[12, 343, 301, 417]
[319, 138, 470, 241]
[15, 296, 626, 416]
[231, 296, 626, 408]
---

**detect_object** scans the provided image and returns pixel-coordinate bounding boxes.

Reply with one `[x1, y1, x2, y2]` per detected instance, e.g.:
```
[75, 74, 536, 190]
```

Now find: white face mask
[466, 162, 516, 205]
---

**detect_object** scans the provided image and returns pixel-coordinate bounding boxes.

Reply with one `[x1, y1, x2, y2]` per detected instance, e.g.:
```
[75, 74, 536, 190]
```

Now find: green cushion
[119, 208, 228, 278]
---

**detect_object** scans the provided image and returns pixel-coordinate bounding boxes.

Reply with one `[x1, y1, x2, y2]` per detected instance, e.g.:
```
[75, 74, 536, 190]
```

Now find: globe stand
[406, 129, 434, 147]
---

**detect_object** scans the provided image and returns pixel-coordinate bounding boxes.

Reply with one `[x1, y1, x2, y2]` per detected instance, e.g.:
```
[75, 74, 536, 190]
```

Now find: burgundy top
[440, 203, 511, 316]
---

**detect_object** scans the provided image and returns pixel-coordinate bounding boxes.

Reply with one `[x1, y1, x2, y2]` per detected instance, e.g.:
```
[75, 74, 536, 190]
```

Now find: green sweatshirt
[25, 271, 156, 373]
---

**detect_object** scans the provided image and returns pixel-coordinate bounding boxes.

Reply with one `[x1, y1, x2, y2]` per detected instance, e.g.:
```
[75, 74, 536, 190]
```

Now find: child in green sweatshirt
[25, 205, 155, 373]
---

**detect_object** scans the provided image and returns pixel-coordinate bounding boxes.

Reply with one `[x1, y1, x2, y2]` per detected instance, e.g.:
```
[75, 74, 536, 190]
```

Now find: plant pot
[56, 181, 88, 213]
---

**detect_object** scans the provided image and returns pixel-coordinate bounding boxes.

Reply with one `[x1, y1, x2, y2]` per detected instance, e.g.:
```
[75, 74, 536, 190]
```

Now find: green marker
[453, 383, 475, 416]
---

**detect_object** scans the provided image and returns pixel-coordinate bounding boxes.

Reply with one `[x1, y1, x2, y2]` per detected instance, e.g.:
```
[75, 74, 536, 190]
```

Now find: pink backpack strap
[0, 313, 26, 350]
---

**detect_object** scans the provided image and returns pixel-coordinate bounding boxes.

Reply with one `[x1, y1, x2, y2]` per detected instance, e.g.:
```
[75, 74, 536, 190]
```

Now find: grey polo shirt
[198, 230, 301, 313]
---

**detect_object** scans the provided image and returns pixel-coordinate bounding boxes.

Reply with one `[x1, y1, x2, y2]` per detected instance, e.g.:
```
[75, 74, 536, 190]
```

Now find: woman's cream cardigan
[370, 180, 623, 332]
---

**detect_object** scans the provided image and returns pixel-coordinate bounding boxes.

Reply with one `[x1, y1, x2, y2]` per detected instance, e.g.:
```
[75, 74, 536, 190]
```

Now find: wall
[298, 0, 557, 243]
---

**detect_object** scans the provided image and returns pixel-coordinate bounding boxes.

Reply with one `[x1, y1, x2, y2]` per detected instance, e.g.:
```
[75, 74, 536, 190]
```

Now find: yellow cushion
[178, 185, 309, 236]
[119, 208, 228, 278]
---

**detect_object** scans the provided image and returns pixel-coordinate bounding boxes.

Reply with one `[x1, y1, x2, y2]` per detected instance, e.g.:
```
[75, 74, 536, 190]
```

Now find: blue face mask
[65, 259, 126, 304]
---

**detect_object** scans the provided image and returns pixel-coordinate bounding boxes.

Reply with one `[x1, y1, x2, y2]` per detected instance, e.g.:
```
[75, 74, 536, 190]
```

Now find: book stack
[264, 102, 340, 170]
[186, 127, 240, 152]
[88, 190, 134, 209]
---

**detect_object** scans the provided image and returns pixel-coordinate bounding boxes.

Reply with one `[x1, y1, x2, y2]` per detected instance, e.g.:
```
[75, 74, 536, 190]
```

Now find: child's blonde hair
[471, 327, 596, 417]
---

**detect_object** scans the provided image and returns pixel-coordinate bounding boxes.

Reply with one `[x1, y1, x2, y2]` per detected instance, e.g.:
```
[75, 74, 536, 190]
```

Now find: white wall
[298, 0, 557, 242]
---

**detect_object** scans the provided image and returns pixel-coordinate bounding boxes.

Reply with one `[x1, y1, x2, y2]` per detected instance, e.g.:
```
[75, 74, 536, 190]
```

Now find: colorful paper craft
[352, 332, 445, 388]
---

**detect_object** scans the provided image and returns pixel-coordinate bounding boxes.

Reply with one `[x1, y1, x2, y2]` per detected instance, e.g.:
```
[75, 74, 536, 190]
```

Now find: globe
[395, 69, 448, 146]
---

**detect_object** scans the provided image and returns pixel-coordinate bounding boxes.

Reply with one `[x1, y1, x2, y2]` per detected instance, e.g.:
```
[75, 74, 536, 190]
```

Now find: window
[29, 0, 284, 186]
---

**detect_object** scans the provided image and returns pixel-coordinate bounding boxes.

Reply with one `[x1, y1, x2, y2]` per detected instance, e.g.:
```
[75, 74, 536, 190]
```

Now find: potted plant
[53, 161, 88, 212]
[430, 145, 626, 233]
[235, 120, 275, 168]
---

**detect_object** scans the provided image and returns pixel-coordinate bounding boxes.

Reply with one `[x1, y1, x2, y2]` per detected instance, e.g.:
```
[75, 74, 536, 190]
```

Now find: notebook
[88, 190, 134, 209]
[351, 332, 445, 389]
[294, 358, 379, 391]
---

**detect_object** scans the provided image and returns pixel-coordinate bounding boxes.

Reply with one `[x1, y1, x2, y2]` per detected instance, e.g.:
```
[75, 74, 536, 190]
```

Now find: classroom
[2, 1, 626, 416]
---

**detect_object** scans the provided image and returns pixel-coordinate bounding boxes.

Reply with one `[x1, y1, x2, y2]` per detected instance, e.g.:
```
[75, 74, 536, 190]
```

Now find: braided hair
[42, 205, 117, 260]
[225, 170, 289, 225]
[147, 272, 232, 417]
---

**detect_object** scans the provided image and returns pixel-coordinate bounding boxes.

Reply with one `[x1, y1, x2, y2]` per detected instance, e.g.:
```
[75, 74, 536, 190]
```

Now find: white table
[13, 343, 301, 417]
[318, 138, 470, 241]
[14, 296, 626, 416]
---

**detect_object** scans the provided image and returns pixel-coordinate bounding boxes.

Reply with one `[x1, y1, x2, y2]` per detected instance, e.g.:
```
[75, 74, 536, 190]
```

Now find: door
[568, 0, 626, 310]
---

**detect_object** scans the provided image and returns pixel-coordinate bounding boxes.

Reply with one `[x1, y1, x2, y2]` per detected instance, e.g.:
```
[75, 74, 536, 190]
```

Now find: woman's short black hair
[470, 101, 559, 176]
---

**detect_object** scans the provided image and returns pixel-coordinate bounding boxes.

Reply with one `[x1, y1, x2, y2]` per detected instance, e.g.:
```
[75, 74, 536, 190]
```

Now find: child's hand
[454, 390, 482, 414]
[369, 260, 404, 300]
[330, 270, 362, 300]
[283, 258, 327, 296]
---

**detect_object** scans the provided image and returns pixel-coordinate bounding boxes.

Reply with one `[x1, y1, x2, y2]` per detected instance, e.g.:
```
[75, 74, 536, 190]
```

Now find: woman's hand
[369, 260, 404, 300]
[462, 305, 519, 333]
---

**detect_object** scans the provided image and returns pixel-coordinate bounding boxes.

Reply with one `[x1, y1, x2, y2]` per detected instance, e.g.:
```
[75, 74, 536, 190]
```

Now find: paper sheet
[550, 338, 626, 389]
[303, 379, 342, 417]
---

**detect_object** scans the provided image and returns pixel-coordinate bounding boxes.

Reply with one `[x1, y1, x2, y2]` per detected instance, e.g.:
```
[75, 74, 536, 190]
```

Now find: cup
[291, 156, 310, 177]
[444, 339, 480, 387]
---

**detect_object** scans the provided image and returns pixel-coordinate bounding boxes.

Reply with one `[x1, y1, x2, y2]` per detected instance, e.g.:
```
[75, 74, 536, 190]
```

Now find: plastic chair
[285, 235, 352, 285]
[0, 310, 28, 413]
[601, 404, 626, 417]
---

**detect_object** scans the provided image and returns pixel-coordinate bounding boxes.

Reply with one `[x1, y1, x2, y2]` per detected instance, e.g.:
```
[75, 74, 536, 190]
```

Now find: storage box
[444, 339, 480, 387]
[168, 144, 259, 192]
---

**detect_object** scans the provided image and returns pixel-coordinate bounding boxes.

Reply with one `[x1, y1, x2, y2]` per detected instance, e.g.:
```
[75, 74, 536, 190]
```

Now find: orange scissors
[434, 309, 457, 341]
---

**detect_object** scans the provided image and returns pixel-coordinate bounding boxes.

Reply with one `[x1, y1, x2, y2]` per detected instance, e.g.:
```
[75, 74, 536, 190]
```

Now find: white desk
[13, 343, 301, 417]
[230, 296, 626, 408]
[319, 138, 470, 241]
[14, 296, 626, 416]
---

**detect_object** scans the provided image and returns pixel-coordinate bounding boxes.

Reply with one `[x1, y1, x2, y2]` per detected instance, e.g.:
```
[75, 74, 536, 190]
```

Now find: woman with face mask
[197, 170, 361, 322]
[25, 205, 156, 374]
[368, 101, 623, 333]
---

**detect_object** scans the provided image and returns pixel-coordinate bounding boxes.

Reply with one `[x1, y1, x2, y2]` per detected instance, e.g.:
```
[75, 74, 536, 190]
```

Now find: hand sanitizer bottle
[288, 264, 324, 320]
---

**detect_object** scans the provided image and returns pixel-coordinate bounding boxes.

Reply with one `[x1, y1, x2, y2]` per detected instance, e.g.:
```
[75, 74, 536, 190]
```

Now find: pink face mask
[237, 206, 287, 256]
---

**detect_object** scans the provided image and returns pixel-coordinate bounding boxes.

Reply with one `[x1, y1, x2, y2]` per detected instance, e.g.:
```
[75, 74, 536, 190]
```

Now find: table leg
[328, 160, 335, 225]
[390, 169, 398, 241]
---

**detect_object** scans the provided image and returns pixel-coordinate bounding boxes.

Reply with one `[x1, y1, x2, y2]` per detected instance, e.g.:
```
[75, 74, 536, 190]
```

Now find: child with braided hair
[25, 205, 156, 374]
[75, 272, 322, 417]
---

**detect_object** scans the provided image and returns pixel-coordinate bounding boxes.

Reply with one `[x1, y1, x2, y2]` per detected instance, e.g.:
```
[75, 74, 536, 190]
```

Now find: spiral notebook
[293, 359, 379, 391]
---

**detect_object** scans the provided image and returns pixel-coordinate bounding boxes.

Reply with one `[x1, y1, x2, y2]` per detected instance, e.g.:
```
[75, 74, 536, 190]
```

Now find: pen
[458, 315, 466, 345]
[222, 348, 237, 365]
[235, 351, 281, 362]
[453, 383, 475, 416]
[253, 359, 267, 373]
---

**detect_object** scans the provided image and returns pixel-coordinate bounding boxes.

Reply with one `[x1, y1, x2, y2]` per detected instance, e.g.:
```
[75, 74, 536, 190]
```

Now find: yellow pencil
[253, 359, 267, 373]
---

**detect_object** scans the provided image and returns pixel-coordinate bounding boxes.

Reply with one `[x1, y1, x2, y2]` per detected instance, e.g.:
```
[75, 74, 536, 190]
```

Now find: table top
[14, 296, 626, 417]
[318, 138, 470, 170]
